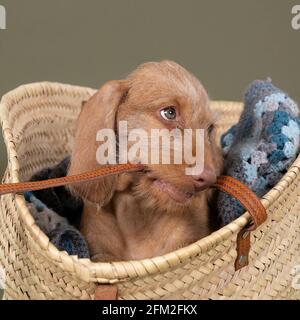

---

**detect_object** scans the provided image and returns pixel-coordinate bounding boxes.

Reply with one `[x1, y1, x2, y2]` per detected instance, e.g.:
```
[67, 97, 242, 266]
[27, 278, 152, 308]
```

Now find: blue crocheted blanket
[218, 79, 300, 225]
[25, 191, 89, 259]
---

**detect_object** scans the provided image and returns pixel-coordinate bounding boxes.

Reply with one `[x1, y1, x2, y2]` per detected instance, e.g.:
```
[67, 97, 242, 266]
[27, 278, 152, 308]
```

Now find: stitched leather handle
[0, 164, 267, 272]
[94, 284, 118, 300]
[0, 163, 145, 196]
[213, 176, 267, 270]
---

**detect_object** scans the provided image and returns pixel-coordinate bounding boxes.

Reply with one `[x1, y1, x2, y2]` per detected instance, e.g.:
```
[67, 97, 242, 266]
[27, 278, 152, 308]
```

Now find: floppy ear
[67, 80, 128, 205]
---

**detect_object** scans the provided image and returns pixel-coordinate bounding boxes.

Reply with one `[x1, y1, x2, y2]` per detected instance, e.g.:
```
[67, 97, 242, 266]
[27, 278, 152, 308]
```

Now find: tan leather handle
[0, 163, 145, 196]
[0, 164, 267, 271]
[94, 284, 118, 300]
[213, 176, 267, 270]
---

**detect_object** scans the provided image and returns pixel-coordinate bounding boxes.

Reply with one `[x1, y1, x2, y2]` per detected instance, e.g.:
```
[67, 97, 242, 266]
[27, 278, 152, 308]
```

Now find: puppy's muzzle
[191, 166, 217, 192]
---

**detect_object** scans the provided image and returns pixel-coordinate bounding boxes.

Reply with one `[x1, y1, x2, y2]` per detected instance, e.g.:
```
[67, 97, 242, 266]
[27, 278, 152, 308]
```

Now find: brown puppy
[68, 60, 223, 262]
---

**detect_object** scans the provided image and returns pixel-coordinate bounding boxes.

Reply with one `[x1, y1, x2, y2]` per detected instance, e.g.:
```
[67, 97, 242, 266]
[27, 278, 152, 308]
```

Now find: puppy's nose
[192, 166, 216, 192]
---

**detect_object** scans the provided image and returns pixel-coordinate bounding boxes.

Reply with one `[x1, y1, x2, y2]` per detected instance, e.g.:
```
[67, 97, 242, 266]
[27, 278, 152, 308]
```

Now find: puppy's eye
[160, 107, 177, 121]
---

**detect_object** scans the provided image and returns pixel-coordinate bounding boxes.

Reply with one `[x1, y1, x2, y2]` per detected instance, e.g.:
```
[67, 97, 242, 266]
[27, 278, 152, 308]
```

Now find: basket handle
[94, 284, 118, 300]
[0, 163, 145, 195]
[0, 164, 267, 271]
[213, 176, 267, 270]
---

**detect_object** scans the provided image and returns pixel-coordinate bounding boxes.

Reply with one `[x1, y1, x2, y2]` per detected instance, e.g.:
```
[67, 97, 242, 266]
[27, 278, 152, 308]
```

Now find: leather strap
[0, 163, 145, 196]
[213, 176, 267, 270]
[94, 284, 118, 300]
[0, 164, 267, 274]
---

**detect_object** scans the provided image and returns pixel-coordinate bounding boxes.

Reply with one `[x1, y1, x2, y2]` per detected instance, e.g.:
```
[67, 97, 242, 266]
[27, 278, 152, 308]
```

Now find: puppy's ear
[67, 80, 128, 205]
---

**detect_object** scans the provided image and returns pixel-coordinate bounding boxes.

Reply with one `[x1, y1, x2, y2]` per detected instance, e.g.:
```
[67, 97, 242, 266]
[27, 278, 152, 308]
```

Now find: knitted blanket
[25, 191, 89, 258]
[30, 157, 83, 228]
[26, 157, 89, 258]
[218, 79, 300, 225]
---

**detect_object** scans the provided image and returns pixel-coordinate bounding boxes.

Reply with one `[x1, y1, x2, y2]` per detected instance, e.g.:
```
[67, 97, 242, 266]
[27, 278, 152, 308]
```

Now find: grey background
[0, 0, 299, 300]
[0, 0, 300, 176]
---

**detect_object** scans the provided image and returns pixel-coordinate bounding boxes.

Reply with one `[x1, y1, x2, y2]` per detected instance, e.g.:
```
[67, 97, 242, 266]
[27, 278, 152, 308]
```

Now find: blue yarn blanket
[218, 79, 300, 225]
[25, 191, 89, 258]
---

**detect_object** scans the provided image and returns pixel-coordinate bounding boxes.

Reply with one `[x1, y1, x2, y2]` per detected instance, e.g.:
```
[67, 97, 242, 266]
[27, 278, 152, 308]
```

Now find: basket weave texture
[0, 82, 299, 300]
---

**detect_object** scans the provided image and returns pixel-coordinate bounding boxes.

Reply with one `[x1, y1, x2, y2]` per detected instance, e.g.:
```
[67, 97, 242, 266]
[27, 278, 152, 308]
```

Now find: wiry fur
[67, 60, 223, 261]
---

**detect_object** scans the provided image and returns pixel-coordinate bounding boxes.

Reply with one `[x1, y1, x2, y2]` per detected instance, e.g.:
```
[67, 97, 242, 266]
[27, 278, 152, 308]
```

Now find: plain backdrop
[0, 0, 300, 176]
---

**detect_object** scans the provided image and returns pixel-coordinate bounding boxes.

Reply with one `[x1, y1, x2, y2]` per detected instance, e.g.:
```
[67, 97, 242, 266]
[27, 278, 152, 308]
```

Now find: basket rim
[1, 81, 299, 283]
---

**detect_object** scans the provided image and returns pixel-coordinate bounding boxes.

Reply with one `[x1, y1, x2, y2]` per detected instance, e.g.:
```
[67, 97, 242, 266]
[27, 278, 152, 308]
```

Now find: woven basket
[0, 82, 299, 300]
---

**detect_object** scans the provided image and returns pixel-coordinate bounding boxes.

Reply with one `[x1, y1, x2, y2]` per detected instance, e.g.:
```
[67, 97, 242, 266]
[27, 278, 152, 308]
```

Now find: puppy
[67, 60, 223, 262]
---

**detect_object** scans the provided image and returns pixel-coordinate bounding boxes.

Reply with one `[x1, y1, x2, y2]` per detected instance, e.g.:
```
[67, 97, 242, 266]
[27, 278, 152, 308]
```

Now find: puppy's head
[68, 60, 223, 212]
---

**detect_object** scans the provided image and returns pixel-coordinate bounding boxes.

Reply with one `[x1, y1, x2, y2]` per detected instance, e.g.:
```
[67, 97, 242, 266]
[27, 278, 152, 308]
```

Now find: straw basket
[0, 82, 299, 300]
